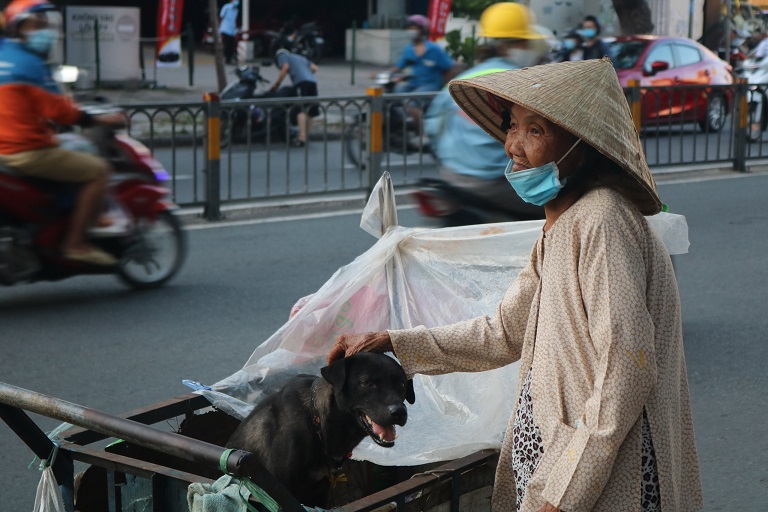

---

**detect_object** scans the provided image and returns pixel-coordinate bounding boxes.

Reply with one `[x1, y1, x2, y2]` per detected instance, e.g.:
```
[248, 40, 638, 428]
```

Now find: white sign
[65, 6, 141, 83]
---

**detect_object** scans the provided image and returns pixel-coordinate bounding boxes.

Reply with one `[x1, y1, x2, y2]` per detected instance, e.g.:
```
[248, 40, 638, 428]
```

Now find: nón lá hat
[448, 57, 662, 215]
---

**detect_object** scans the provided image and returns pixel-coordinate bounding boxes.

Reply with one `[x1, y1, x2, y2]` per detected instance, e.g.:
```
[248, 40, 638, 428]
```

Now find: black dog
[226, 352, 415, 507]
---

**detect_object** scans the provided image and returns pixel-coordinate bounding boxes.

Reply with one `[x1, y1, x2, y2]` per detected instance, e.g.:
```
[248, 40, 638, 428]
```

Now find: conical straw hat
[448, 57, 662, 215]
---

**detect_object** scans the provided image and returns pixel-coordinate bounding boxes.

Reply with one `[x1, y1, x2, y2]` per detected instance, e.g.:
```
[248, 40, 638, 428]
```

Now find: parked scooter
[267, 21, 325, 62]
[220, 65, 298, 145]
[344, 71, 433, 169]
[0, 104, 187, 289]
[412, 177, 544, 227]
[738, 53, 768, 142]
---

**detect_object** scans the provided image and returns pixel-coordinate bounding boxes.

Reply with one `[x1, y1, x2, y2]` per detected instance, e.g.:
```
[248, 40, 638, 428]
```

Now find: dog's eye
[360, 379, 374, 388]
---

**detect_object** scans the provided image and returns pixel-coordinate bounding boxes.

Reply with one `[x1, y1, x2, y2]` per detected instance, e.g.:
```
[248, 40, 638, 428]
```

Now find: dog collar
[310, 379, 352, 476]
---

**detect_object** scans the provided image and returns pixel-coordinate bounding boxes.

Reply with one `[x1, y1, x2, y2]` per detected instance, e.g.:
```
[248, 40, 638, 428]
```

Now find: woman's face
[503, 103, 580, 174]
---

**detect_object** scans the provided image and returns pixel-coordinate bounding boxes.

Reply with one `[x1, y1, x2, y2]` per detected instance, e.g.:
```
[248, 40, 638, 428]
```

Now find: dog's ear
[405, 378, 415, 404]
[320, 357, 347, 394]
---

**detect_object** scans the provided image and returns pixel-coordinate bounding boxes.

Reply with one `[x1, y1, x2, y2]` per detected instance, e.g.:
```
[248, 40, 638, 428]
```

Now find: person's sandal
[64, 247, 118, 266]
[291, 139, 306, 148]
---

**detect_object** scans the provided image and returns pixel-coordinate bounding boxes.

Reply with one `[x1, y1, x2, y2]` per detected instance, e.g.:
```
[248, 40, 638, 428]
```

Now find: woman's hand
[327, 331, 393, 365]
[537, 503, 560, 512]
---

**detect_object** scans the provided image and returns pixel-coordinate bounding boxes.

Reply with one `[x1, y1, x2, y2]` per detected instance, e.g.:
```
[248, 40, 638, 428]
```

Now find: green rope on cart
[219, 448, 281, 512]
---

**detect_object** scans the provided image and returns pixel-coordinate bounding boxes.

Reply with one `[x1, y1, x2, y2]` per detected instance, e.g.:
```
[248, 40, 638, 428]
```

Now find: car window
[644, 43, 675, 72]
[609, 41, 648, 70]
[675, 44, 702, 67]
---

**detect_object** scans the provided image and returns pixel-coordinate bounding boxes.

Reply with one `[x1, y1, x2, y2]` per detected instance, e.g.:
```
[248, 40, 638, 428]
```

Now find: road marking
[659, 170, 768, 185]
[184, 170, 767, 230]
[185, 204, 419, 230]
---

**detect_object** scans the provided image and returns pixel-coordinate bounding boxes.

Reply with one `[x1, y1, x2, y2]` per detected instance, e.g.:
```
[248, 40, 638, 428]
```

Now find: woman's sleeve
[390, 257, 539, 377]
[542, 211, 657, 511]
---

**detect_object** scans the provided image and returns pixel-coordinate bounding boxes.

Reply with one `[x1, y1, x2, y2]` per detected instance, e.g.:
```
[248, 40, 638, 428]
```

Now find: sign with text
[156, 0, 185, 68]
[428, 0, 452, 41]
[65, 7, 141, 83]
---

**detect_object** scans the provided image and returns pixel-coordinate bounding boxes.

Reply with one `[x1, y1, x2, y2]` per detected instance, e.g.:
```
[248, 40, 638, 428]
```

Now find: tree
[611, 0, 654, 34]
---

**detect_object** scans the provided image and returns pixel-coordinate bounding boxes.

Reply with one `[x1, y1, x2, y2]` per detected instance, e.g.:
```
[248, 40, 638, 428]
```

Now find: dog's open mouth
[359, 413, 397, 447]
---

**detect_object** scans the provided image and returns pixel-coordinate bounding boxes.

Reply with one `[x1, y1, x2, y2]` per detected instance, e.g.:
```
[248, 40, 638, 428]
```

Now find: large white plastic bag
[200, 173, 690, 465]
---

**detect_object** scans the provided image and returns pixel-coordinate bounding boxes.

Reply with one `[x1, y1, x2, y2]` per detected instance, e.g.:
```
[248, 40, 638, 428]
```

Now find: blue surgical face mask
[578, 28, 597, 39]
[563, 39, 577, 51]
[504, 139, 582, 206]
[233, 0, 240, 5]
[24, 29, 57, 56]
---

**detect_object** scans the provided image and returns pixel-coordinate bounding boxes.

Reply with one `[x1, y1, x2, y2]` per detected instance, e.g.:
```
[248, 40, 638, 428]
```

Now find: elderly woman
[328, 58, 702, 512]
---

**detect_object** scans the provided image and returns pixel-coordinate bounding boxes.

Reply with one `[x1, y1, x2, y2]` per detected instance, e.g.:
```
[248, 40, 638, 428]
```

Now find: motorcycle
[412, 177, 544, 227]
[344, 71, 433, 169]
[219, 64, 298, 145]
[0, 105, 187, 289]
[738, 53, 768, 142]
[267, 21, 325, 62]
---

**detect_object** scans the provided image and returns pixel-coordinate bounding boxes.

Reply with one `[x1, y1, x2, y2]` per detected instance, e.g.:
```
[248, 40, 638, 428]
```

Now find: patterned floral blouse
[391, 187, 702, 512]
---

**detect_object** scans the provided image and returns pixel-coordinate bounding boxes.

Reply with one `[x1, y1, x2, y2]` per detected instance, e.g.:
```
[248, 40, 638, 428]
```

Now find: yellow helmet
[479, 2, 544, 40]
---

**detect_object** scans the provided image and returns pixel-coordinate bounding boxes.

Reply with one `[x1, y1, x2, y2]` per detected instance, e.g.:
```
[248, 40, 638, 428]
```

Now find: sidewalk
[99, 46, 384, 105]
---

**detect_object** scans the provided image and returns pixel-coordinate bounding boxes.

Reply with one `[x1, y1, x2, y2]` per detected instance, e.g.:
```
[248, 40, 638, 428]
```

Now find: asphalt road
[1, 171, 767, 511]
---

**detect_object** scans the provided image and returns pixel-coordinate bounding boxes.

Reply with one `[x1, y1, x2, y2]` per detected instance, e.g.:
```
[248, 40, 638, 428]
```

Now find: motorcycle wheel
[699, 93, 727, 132]
[344, 120, 368, 170]
[118, 211, 186, 290]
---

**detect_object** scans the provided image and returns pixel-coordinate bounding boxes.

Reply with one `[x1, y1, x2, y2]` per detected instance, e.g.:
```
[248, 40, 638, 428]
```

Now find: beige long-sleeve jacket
[390, 187, 703, 512]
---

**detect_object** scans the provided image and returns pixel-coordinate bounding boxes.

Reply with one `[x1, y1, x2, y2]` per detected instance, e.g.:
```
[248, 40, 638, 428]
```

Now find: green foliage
[451, 0, 498, 19]
[444, 29, 478, 67]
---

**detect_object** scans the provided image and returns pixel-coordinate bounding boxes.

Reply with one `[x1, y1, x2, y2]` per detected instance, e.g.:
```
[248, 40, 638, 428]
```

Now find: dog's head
[321, 352, 415, 448]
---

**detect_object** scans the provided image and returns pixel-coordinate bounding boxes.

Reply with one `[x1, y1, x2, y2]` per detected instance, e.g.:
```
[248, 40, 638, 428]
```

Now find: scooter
[267, 21, 325, 62]
[738, 53, 768, 142]
[219, 64, 298, 145]
[412, 177, 544, 227]
[0, 106, 187, 289]
[344, 71, 432, 169]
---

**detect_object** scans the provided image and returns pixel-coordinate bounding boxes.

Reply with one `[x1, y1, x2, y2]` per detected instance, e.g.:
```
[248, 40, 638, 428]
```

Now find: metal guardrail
[118, 81, 766, 219]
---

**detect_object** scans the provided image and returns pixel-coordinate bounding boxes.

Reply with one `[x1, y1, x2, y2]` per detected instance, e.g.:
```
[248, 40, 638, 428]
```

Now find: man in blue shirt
[219, 0, 239, 64]
[424, 3, 549, 219]
[392, 15, 455, 93]
[271, 48, 319, 147]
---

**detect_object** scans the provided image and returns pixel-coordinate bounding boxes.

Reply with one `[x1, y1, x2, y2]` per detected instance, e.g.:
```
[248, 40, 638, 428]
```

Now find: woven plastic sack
[199, 173, 689, 465]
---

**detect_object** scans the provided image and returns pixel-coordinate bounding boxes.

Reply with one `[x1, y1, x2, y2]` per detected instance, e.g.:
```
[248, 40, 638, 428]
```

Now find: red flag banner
[428, 0, 452, 41]
[156, 0, 185, 67]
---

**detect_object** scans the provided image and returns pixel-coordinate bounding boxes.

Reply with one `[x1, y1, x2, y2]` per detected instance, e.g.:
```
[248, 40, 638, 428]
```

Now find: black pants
[222, 33, 236, 64]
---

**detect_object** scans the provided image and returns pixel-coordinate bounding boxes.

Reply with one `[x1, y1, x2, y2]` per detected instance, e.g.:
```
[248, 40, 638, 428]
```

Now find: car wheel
[700, 93, 727, 132]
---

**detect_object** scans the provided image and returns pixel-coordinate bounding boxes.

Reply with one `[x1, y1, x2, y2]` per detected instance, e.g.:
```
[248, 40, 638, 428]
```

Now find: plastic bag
[33, 466, 65, 512]
[199, 173, 690, 465]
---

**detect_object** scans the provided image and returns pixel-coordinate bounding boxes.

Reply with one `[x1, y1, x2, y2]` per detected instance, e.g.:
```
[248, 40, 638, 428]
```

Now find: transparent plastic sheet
[199, 173, 690, 466]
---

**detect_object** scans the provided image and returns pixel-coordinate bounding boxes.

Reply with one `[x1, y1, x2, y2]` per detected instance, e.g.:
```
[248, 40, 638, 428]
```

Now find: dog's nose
[388, 404, 407, 425]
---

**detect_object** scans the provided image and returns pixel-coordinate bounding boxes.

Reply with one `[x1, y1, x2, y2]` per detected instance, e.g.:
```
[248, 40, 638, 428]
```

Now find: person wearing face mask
[329, 58, 703, 512]
[554, 30, 584, 62]
[0, 0, 127, 266]
[389, 14, 455, 94]
[577, 15, 611, 61]
[420, 2, 550, 221]
[219, 0, 240, 65]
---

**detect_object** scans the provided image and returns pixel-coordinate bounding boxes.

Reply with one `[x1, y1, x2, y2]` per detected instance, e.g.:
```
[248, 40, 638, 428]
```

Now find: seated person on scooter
[423, 2, 548, 220]
[0, 0, 126, 266]
[270, 47, 319, 147]
[385, 15, 455, 133]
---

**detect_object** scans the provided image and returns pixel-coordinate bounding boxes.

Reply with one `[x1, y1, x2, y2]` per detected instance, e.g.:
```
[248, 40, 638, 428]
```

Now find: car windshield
[610, 41, 649, 70]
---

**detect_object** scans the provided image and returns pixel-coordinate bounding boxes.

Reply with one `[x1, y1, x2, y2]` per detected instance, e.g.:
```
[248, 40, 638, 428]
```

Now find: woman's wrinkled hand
[536, 503, 560, 512]
[327, 331, 393, 365]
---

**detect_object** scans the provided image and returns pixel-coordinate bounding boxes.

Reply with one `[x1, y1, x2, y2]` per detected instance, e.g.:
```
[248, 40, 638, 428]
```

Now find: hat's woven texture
[448, 57, 662, 215]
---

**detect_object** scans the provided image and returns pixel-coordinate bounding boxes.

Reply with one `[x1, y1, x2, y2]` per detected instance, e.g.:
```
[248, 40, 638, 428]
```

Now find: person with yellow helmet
[422, 2, 551, 222]
[0, 0, 126, 265]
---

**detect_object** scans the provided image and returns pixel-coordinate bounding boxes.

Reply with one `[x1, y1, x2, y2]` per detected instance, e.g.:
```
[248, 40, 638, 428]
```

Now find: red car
[610, 35, 734, 132]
